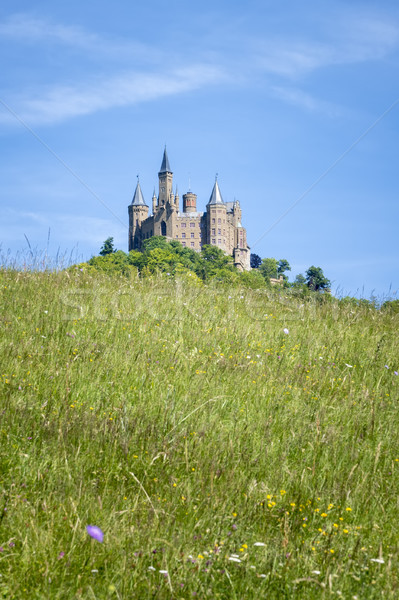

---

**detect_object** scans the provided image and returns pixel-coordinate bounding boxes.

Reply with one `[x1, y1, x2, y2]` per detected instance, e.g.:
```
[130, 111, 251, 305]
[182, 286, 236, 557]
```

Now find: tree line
[75, 236, 331, 293]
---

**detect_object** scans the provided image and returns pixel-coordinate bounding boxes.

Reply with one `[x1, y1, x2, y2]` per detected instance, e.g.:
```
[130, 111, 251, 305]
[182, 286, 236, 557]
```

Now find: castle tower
[183, 191, 197, 213]
[152, 189, 157, 215]
[206, 177, 227, 250]
[128, 179, 149, 250]
[158, 147, 173, 208]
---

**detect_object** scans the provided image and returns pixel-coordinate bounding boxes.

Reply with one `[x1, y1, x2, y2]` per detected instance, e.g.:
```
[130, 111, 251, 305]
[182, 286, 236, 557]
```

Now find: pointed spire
[208, 178, 224, 205]
[159, 146, 172, 174]
[131, 177, 148, 206]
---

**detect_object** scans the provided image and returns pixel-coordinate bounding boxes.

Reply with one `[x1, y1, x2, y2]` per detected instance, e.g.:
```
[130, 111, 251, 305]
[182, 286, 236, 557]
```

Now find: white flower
[312, 570, 321, 575]
[259, 574, 267, 578]
[228, 556, 241, 563]
[148, 566, 156, 571]
[254, 542, 266, 547]
[159, 569, 168, 574]
[370, 558, 384, 564]
[345, 364, 353, 368]
[283, 328, 289, 335]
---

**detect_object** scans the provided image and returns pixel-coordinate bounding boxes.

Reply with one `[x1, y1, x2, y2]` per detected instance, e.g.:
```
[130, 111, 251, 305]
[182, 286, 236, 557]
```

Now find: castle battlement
[128, 148, 250, 271]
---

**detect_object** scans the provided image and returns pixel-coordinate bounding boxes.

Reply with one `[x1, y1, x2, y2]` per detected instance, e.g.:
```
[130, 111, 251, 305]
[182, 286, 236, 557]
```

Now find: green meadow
[0, 267, 398, 599]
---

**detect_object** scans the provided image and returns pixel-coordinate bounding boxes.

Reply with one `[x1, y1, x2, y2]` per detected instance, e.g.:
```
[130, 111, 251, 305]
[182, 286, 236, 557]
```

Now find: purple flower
[58, 551, 65, 559]
[0, 547, 3, 552]
[385, 365, 389, 369]
[9, 542, 15, 548]
[394, 371, 398, 376]
[86, 525, 104, 543]
[283, 328, 289, 335]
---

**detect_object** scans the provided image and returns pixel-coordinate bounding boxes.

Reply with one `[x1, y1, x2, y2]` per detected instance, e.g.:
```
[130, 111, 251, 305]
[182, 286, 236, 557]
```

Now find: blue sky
[1, 0, 398, 299]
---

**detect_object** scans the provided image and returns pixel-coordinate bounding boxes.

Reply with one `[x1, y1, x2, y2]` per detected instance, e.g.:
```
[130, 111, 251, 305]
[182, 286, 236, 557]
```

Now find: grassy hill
[0, 268, 398, 599]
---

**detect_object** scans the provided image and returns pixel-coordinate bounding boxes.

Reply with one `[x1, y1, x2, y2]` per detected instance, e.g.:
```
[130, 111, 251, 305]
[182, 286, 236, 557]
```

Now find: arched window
[161, 221, 167, 236]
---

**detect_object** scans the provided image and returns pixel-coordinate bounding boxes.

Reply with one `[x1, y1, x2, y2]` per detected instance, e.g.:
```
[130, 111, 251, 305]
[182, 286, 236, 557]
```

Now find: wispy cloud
[0, 13, 99, 47]
[270, 86, 347, 117]
[1, 64, 226, 126]
[253, 15, 399, 79]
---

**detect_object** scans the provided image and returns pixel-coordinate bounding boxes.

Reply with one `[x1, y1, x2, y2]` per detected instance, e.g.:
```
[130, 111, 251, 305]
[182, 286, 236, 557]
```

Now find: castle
[128, 148, 251, 271]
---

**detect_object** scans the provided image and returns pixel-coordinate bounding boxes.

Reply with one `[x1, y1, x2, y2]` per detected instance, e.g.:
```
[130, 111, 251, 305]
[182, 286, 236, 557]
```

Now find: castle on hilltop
[128, 148, 250, 271]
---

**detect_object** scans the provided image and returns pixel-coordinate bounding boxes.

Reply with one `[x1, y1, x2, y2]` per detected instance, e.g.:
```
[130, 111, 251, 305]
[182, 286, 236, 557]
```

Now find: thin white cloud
[253, 15, 399, 79]
[1, 64, 226, 126]
[270, 86, 347, 117]
[0, 13, 98, 47]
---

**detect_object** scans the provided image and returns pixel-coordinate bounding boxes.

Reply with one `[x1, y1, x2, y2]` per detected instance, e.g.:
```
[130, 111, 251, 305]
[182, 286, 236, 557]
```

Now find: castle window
[190, 242, 195, 247]
[182, 222, 186, 228]
[212, 228, 215, 235]
[212, 238, 216, 244]
[218, 218, 221, 224]
[190, 232, 194, 238]
[182, 241, 186, 247]
[212, 218, 215, 224]
[176, 235, 178, 239]
[190, 222, 195, 227]
[218, 229, 221, 235]
[182, 232, 186, 238]
[218, 239, 221, 244]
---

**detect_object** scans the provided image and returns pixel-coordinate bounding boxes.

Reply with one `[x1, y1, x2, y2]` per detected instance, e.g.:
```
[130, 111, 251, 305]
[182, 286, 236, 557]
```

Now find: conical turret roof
[131, 180, 147, 206]
[208, 179, 224, 205]
[159, 147, 172, 174]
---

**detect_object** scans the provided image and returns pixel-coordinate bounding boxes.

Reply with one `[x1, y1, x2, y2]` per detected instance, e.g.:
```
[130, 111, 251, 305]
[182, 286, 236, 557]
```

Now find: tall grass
[0, 267, 398, 598]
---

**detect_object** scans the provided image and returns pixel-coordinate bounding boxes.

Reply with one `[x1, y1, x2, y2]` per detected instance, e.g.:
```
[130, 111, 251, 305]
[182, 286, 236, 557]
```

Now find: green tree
[250, 253, 262, 269]
[99, 237, 116, 256]
[142, 236, 169, 252]
[306, 266, 331, 291]
[293, 273, 306, 286]
[259, 258, 278, 280]
[277, 259, 291, 279]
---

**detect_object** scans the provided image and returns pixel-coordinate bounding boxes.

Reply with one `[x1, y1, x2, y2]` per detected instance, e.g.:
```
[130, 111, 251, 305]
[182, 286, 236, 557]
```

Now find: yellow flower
[321, 513, 327, 517]
[346, 507, 352, 512]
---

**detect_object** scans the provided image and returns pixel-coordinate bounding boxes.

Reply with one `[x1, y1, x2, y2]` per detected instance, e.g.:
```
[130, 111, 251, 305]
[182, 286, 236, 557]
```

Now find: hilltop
[0, 267, 398, 599]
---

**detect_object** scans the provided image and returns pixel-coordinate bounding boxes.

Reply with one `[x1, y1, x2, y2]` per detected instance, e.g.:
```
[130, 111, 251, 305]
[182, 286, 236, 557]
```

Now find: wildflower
[345, 507, 352, 512]
[283, 328, 289, 335]
[9, 542, 15, 548]
[345, 364, 353, 368]
[86, 525, 104, 543]
[385, 365, 389, 369]
[370, 558, 384, 564]
[394, 371, 398, 376]
[159, 570, 168, 575]
[321, 513, 327, 517]
[228, 556, 241, 563]
[312, 570, 321, 574]
[58, 552, 65, 559]
[148, 566, 156, 571]
[254, 542, 266, 547]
